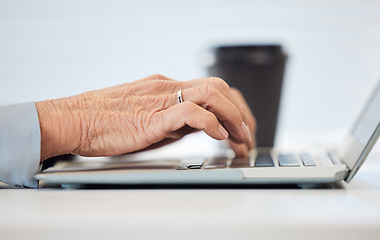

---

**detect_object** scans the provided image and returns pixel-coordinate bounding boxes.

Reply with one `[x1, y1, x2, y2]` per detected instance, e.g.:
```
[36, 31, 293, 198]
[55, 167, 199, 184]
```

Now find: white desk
[1, 144, 380, 240]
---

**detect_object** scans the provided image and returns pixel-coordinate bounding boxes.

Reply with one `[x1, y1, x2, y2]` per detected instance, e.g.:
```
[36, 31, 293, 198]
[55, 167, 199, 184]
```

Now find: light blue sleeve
[0, 102, 41, 188]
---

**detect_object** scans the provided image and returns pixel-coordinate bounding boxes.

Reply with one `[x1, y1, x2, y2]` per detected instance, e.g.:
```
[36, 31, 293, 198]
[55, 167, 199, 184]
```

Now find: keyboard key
[204, 157, 228, 169]
[187, 164, 203, 169]
[254, 152, 274, 167]
[229, 158, 250, 168]
[300, 153, 316, 166]
[177, 157, 205, 170]
[278, 154, 300, 167]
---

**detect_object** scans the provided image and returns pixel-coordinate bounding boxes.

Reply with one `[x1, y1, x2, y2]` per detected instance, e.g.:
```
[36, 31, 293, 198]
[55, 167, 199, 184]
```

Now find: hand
[35, 74, 256, 161]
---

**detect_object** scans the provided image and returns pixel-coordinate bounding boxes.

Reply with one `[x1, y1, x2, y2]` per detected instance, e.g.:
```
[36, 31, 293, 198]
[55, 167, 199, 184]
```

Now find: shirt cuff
[0, 102, 41, 188]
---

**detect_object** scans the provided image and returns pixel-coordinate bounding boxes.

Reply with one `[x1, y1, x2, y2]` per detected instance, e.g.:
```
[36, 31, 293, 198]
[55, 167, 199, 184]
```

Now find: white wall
[1, 0, 380, 148]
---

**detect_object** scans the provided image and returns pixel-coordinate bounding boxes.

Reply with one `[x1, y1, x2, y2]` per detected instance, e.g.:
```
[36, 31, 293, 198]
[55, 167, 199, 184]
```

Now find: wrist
[35, 97, 82, 161]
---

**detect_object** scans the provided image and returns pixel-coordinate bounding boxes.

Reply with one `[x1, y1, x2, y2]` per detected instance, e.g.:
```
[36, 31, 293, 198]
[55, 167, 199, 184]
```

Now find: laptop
[35, 81, 380, 188]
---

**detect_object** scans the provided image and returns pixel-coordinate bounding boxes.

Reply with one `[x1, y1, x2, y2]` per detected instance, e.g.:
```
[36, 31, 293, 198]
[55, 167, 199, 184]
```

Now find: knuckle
[149, 74, 168, 80]
[181, 101, 197, 114]
[151, 80, 175, 93]
[149, 79, 177, 94]
[210, 77, 230, 91]
[153, 79, 168, 88]
[199, 84, 218, 99]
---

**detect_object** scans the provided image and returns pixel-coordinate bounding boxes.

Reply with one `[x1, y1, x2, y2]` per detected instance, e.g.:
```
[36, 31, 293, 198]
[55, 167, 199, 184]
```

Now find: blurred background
[1, 0, 380, 150]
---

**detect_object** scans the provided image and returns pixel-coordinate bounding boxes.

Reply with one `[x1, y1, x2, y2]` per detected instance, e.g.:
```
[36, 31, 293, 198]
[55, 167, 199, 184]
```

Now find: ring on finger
[176, 89, 184, 104]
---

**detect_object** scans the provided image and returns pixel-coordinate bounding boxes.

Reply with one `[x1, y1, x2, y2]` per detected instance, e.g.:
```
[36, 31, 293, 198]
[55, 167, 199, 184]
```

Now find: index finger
[230, 88, 256, 150]
[181, 77, 248, 125]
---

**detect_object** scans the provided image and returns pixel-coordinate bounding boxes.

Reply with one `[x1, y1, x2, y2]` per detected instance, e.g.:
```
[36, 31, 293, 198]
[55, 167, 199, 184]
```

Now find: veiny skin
[35, 74, 256, 162]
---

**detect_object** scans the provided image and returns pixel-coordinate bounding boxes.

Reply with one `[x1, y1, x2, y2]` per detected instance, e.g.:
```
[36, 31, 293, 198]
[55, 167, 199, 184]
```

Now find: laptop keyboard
[300, 153, 317, 166]
[229, 157, 250, 168]
[278, 154, 299, 167]
[204, 157, 229, 169]
[254, 152, 275, 167]
[177, 152, 318, 170]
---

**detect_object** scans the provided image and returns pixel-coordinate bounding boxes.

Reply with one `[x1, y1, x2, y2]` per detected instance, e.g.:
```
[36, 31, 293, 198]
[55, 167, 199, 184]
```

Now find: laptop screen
[352, 84, 380, 146]
[340, 81, 380, 181]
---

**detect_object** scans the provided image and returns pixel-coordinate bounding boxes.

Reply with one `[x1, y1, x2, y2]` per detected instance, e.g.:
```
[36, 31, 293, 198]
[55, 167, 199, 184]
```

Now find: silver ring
[176, 89, 183, 104]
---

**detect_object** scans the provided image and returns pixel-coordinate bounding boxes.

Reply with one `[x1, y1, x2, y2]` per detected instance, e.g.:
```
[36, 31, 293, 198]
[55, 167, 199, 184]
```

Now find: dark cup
[207, 44, 287, 147]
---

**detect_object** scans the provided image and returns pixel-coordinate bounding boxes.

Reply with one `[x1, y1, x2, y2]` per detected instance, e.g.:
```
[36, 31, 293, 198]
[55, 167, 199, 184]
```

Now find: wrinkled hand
[36, 74, 256, 161]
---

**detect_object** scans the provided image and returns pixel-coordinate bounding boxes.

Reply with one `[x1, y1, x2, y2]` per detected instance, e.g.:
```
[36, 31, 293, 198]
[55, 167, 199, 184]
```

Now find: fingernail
[219, 125, 229, 139]
[241, 121, 251, 142]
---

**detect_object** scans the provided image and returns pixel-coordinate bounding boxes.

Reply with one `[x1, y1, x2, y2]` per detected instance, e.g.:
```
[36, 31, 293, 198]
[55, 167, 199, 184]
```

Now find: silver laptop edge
[344, 122, 380, 182]
[338, 80, 380, 182]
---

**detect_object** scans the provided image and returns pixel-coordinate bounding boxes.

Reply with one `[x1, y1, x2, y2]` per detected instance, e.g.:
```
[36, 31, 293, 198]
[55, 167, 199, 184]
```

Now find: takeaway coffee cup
[207, 44, 287, 147]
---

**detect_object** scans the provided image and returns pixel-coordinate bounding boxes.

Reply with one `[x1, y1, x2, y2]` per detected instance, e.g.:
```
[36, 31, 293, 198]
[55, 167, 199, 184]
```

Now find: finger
[227, 140, 249, 158]
[231, 88, 256, 149]
[175, 85, 251, 143]
[181, 77, 248, 125]
[230, 88, 255, 132]
[152, 101, 229, 141]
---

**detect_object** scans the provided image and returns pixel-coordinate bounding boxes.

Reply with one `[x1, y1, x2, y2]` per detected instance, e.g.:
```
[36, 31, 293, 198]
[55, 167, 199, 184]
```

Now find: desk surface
[1, 144, 380, 240]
